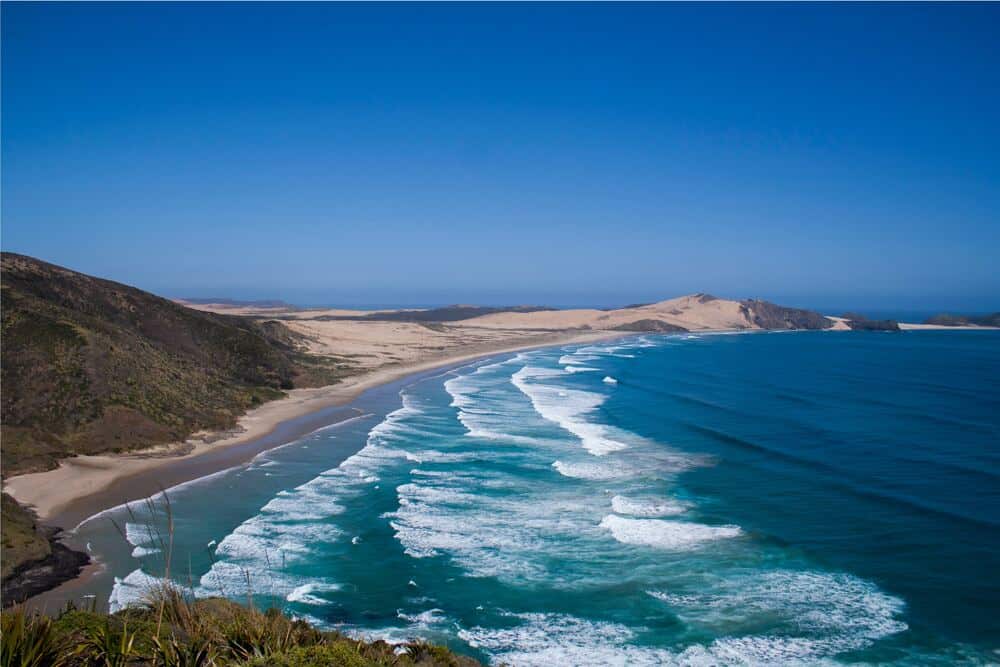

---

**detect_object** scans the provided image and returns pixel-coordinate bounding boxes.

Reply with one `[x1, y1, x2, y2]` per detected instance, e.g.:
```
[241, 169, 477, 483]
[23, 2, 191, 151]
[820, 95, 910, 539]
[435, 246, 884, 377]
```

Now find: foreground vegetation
[0, 588, 479, 667]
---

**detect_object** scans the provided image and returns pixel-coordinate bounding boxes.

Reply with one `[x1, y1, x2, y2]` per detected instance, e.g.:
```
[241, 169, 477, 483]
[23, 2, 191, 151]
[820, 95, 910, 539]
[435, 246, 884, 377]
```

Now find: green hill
[1, 253, 349, 477]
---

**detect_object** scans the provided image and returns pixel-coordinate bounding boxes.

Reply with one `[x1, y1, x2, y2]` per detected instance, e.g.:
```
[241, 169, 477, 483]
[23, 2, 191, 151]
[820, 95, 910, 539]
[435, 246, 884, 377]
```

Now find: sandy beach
[4, 329, 620, 530]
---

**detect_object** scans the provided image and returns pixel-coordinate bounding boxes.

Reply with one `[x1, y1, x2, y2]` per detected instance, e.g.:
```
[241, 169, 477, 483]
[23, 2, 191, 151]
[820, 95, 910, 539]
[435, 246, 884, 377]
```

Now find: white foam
[123, 522, 165, 559]
[387, 476, 614, 584]
[108, 569, 164, 612]
[458, 612, 676, 667]
[125, 521, 159, 546]
[611, 495, 689, 517]
[458, 608, 880, 666]
[286, 582, 341, 606]
[396, 608, 447, 625]
[445, 356, 553, 449]
[600, 515, 741, 550]
[130, 545, 161, 558]
[647, 569, 907, 654]
[512, 365, 627, 455]
[397, 483, 477, 506]
[558, 353, 600, 365]
[552, 460, 634, 481]
[602, 376, 618, 384]
[198, 394, 428, 599]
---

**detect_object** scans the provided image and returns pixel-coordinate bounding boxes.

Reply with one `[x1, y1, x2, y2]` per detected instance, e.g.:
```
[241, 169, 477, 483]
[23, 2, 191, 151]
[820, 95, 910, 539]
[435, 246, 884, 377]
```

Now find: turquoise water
[77, 330, 1000, 664]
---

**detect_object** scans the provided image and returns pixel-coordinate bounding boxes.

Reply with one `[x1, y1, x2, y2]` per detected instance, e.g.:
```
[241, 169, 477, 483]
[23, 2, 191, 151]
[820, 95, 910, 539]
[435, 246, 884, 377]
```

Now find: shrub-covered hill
[925, 312, 1000, 327]
[1, 253, 350, 477]
[0, 591, 480, 666]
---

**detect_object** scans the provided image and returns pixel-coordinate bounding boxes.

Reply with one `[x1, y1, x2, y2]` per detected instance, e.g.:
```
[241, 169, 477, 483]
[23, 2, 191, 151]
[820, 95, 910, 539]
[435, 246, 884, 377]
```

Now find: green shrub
[243, 643, 375, 667]
[0, 608, 69, 667]
[150, 634, 217, 667]
[74, 617, 138, 667]
[0, 597, 477, 667]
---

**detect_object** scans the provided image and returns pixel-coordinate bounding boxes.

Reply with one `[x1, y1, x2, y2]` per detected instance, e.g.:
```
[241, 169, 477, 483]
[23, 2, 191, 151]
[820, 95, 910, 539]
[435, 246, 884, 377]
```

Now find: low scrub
[0, 587, 478, 667]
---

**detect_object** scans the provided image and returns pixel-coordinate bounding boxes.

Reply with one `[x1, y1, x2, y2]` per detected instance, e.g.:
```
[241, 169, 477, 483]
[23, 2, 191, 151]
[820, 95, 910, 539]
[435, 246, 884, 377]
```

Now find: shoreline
[6, 320, 990, 529]
[4, 330, 621, 532]
[6, 324, 992, 608]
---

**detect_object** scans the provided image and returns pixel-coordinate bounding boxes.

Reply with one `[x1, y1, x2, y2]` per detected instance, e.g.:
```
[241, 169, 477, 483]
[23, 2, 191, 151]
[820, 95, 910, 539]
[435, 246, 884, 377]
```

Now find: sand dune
[462, 294, 774, 331]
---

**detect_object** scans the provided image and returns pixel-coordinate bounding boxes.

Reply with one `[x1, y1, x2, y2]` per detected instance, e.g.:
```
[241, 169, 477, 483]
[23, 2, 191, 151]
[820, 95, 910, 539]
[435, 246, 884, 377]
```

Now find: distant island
[924, 312, 1000, 327]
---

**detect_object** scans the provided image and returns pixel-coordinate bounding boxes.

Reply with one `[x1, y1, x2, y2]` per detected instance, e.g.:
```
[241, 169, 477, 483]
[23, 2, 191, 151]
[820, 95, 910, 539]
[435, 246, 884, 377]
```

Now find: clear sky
[2, 3, 998, 310]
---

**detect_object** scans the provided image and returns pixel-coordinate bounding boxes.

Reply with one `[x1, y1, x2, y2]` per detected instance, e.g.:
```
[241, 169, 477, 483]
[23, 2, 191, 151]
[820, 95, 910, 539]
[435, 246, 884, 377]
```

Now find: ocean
[74, 330, 1000, 665]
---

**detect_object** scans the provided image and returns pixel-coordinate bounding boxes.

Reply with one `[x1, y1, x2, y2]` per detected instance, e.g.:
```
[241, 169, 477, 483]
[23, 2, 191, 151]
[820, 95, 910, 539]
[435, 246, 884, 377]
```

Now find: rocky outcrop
[925, 313, 1000, 327]
[739, 300, 834, 330]
[841, 313, 900, 331]
[1, 493, 89, 607]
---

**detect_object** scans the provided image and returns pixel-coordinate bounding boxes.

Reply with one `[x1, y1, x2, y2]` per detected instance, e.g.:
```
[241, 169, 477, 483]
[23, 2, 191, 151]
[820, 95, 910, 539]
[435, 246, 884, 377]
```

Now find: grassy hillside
[1, 589, 479, 666]
[1, 253, 351, 477]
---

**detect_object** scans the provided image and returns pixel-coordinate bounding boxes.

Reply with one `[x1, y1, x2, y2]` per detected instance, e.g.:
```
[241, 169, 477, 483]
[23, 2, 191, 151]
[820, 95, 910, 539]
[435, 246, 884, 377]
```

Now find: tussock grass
[2, 492, 478, 666]
[1, 594, 478, 666]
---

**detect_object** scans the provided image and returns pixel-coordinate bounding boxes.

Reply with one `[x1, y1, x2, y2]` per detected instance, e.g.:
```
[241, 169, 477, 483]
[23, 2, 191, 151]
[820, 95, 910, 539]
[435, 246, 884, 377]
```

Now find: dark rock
[1, 533, 89, 607]
[840, 313, 900, 331]
[611, 319, 688, 332]
[739, 300, 834, 330]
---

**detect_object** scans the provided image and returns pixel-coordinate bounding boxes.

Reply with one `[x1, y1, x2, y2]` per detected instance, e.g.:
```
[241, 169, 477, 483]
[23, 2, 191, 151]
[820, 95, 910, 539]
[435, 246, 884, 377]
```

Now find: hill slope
[1, 253, 346, 477]
[925, 312, 1000, 327]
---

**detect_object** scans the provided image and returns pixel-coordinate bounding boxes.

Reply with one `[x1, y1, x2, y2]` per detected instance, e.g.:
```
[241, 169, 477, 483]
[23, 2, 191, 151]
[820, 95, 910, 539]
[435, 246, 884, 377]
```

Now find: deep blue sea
[75, 330, 1000, 665]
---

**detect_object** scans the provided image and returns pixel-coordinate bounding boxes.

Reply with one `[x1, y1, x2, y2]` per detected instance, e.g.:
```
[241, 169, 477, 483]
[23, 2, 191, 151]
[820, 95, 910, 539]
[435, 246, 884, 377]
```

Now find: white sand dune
[461, 294, 758, 331]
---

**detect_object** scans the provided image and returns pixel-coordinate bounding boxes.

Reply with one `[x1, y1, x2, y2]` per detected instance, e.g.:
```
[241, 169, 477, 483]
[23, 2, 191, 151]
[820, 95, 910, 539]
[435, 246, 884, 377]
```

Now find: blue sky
[3, 3, 998, 310]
